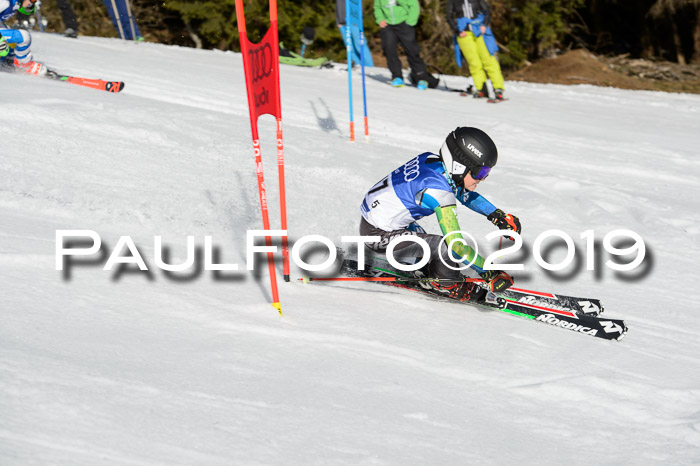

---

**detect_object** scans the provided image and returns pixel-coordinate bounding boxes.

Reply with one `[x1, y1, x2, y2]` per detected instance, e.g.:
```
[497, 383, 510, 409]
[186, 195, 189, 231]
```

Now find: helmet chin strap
[441, 160, 462, 195]
[438, 143, 464, 195]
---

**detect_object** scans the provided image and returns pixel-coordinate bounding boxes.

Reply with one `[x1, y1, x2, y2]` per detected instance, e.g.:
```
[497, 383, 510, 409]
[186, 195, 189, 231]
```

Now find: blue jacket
[361, 152, 497, 272]
[454, 14, 498, 67]
[1, 0, 21, 23]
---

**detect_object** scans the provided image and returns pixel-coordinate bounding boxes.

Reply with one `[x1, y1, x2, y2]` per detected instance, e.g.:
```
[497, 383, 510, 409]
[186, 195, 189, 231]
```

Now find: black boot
[429, 280, 477, 301]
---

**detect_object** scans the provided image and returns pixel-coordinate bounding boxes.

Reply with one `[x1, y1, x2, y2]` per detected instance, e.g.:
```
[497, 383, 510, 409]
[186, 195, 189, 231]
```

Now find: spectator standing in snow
[374, 0, 436, 90]
[446, 0, 505, 100]
[57, 0, 78, 38]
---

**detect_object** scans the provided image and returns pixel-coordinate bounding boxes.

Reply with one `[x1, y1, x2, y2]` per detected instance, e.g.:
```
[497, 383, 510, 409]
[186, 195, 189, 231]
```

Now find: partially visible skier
[359, 127, 521, 300]
[0, 0, 46, 75]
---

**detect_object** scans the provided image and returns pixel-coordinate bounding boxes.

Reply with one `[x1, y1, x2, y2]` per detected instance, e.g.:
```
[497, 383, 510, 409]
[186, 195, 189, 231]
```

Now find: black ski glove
[487, 209, 521, 240]
[479, 269, 514, 292]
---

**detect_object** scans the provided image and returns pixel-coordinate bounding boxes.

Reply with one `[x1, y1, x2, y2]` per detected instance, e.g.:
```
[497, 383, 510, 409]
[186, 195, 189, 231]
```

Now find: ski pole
[359, 28, 369, 141]
[300, 276, 485, 283]
[301, 276, 555, 300]
[344, 0, 354, 142]
[35, 3, 45, 32]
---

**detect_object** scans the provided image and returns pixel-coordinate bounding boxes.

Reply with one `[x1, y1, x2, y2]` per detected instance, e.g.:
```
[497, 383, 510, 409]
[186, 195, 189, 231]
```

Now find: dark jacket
[446, 0, 492, 34]
[335, 0, 345, 25]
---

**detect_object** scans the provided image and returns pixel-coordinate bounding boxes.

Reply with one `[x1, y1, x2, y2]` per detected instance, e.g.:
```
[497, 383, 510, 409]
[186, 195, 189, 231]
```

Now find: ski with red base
[46, 68, 125, 93]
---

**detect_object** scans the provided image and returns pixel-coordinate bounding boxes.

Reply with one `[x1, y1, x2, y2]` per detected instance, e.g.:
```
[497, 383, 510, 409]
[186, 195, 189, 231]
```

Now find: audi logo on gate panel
[249, 43, 273, 83]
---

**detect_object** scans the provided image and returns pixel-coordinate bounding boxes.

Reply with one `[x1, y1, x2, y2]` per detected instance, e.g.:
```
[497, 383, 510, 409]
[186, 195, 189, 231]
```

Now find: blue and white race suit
[360, 152, 498, 273]
[1, 0, 36, 64]
[0, 0, 20, 23]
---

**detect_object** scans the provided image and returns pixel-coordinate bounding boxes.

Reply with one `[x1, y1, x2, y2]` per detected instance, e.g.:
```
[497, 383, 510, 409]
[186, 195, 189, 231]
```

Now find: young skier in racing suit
[0, 0, 47, 75]
[359, 127, 521, 300]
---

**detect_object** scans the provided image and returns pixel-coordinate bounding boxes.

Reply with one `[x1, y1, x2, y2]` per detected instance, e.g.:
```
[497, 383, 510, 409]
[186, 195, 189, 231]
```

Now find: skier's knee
[18, 30, 31, 47]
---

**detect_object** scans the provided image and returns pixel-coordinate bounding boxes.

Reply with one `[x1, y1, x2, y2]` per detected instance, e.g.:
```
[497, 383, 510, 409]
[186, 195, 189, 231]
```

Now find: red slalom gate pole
[235, 0, 286, 314]
[276, 118, 290, 282]
[252, 137, 281, 314]
[269, 1, 289, 282]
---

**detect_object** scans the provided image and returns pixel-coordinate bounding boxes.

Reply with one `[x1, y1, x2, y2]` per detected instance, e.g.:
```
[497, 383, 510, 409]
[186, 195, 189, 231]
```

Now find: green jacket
[374, 0, 420, 27]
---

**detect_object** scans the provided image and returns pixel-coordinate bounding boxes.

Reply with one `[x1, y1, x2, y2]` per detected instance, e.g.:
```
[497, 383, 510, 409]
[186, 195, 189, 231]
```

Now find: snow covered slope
[2, 33, 700, 465]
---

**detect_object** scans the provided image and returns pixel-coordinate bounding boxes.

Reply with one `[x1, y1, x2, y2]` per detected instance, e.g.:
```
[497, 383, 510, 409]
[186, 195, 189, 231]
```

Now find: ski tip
[107, 81, 125, 93]
[616, 324, 629, 341]
[300, 276, 311, 284]
[272, 302, 282, 316]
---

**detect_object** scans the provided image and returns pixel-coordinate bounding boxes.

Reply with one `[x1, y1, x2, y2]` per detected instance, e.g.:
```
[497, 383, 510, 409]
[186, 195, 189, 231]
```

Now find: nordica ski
[46, 68, 124, 93]
[341, 257, 603, 316]
[492, 286, 603, 316]
[496, 297, 625, 341]
[316, 258, 627, 341]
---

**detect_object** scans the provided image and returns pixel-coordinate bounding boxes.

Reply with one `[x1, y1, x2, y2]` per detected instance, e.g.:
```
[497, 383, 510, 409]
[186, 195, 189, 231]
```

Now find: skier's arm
[434, 205, 487, 273]
[374, 0, 387, 24]
[417, 189, 487, 273]
[458, 190, 497, 216]
[418, 188, 515, 290]
[458, 190, 522, 238]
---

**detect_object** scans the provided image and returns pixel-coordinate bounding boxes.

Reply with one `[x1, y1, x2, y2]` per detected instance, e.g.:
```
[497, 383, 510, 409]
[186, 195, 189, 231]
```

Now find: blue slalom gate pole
[359, 25, 369, 141]
[345, 0, 355, 142]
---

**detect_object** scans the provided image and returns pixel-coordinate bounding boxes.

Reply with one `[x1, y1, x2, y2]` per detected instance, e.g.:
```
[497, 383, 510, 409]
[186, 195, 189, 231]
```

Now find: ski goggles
[469, 165, 492, 180]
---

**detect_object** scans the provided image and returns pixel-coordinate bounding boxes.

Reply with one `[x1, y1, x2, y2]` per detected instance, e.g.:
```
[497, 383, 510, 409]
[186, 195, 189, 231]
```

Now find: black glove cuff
[487, 209, 505, 221]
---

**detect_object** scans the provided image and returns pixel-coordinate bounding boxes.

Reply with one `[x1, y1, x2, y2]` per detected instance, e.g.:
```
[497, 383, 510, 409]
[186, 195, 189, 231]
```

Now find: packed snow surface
[2, 33, 700, 465]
